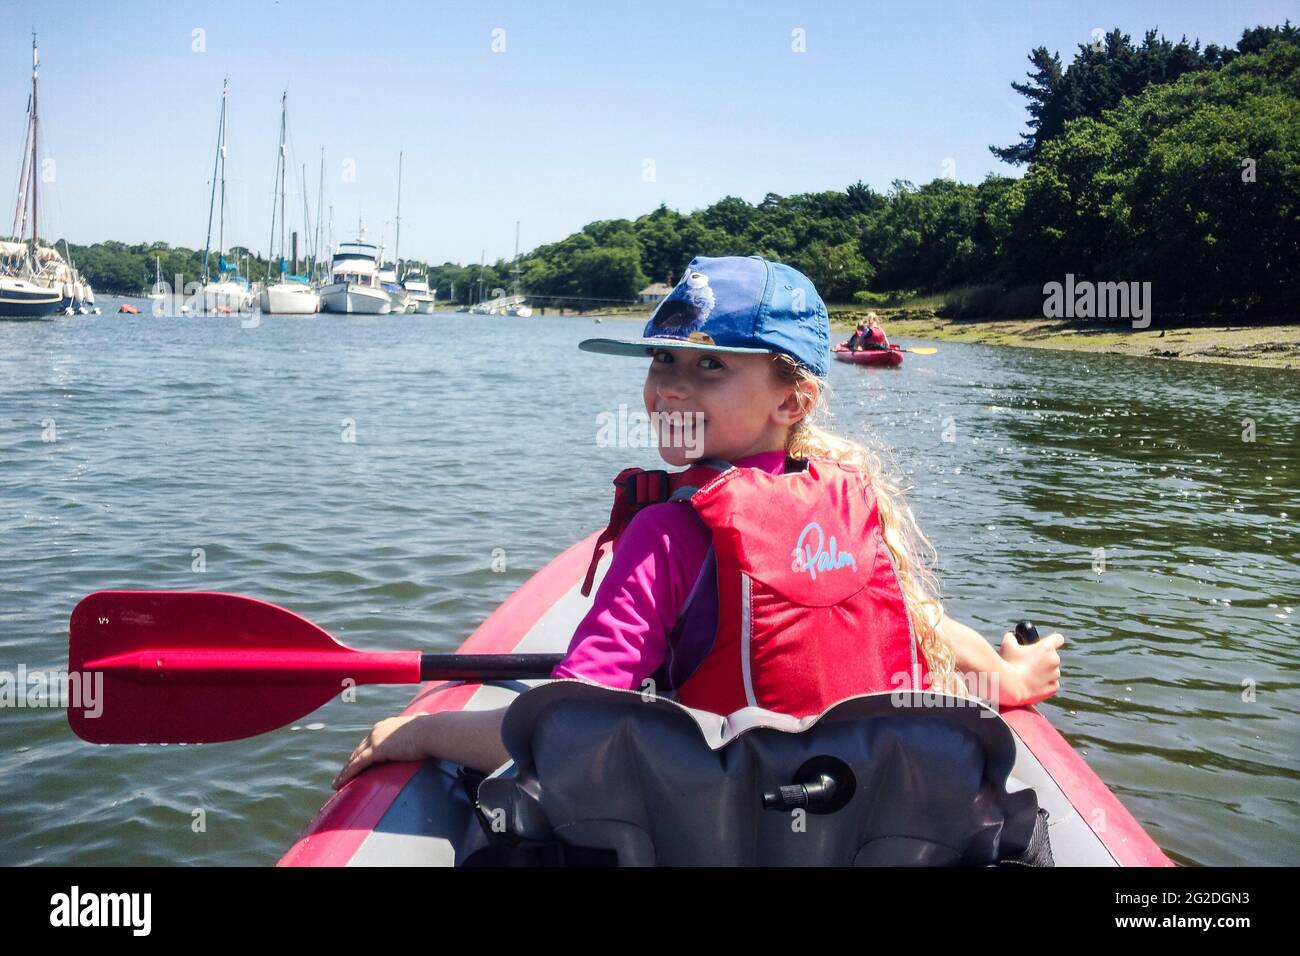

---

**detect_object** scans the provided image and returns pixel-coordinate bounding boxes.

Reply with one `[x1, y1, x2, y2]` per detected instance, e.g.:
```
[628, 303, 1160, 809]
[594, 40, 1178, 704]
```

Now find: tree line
[50, 22, 1297, 319]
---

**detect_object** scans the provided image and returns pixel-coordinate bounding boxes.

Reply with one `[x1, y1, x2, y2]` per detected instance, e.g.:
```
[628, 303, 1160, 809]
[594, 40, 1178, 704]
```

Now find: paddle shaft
[81, 648, 565, 685]
[421, 653, 564, 681]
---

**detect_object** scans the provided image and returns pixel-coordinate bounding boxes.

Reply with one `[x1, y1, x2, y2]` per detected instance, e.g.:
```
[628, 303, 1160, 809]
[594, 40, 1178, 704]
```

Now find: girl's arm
[934, 612, 1064, 708]
[332, 706, 510, 789]
[333, 504, 704, 790]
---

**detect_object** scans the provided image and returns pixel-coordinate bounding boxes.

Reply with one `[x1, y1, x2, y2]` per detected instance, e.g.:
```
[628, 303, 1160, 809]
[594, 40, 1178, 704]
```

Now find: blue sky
[2, 0, 1293, 265]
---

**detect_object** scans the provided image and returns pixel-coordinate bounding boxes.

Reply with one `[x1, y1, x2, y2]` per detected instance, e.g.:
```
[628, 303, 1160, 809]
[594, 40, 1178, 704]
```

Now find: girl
[333, 256, 1062, 786]
[864, 311, 891, 350]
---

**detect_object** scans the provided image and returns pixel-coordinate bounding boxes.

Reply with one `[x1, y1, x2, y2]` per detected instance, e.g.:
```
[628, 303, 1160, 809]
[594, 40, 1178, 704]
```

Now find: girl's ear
[775, 380, 817, 426]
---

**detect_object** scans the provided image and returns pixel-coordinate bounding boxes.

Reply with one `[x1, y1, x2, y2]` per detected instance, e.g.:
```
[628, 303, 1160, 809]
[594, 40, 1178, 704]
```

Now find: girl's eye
[651, 350, 674, 364]
[698, 356, 724, 370]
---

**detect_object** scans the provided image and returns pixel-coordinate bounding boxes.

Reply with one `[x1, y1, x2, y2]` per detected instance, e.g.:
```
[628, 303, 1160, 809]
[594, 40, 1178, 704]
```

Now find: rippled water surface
[1, 302, 1296, 865]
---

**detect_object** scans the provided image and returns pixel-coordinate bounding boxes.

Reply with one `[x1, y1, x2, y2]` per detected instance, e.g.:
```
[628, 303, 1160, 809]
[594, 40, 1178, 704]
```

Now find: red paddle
[67, 591, 562, 745]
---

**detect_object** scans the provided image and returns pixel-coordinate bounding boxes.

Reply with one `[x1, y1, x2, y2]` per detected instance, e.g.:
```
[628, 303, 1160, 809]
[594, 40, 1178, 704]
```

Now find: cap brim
[579, 337, 775, 358]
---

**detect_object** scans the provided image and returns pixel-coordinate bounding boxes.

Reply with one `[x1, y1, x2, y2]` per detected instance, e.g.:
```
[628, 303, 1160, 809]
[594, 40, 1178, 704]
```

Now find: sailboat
[147, 255, 166, 301]
[259, 92, 319, 315]
[186, 79, 253, 315]
[380, 152, 412, 314]
[506, 220, 532, 317]
[1, 35, 67, 319]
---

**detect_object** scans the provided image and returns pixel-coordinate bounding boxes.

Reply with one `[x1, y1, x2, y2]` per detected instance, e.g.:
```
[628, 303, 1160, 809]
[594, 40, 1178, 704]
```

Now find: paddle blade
[68, 591, 350, 744]
[906, 347, 938, 354]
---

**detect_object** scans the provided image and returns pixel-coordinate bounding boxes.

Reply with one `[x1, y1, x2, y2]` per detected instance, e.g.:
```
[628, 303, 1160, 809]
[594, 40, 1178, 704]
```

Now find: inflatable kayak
[278, 533, 1172, 867]
[833, 345, 904, 367]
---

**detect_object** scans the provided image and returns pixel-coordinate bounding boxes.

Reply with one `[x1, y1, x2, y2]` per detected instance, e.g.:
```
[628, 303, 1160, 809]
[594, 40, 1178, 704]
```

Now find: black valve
[762, 756, 856, 814]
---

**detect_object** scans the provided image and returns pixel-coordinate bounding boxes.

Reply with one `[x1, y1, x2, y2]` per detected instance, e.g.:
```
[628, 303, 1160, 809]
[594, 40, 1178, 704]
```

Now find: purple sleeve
[551, 502, 711, 690]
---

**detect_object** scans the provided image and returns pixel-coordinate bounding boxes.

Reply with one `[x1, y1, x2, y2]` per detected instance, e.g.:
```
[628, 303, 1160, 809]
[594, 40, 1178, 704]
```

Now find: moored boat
[318, 238, 391, 315]
[261, 277, 319, 314]
[379, 265, 411, 314]
[258, 92, 320, 316]
[401, 268, 436, 313]
[1, 37, 64, 320]
[380, 153, 412, 314]
[186, 79, 254, 315]
[147, 255, 167, 302]
[0, 271, 62, 318]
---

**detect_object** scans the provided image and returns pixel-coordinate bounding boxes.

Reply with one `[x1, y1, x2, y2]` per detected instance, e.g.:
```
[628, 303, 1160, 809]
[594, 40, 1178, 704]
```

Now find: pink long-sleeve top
[551, 450, 789, 689]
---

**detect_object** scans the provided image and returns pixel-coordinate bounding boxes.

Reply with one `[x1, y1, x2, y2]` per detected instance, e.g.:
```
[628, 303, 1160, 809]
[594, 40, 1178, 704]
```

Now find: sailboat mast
[218, 84, 229, 272]
[512, 220, 521, 298]
[300, 162, 308, 276]
[394, 151, 403, 269]
[267, 92, 282, 282]
[28, 34, 39, 268]
[202, 79, 228, 285]
[314, 148, 324, 280]
[279, 93, 287, 270]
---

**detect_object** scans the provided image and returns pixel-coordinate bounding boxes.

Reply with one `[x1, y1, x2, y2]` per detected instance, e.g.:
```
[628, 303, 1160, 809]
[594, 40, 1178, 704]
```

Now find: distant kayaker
[863, 312, 890, 350]
[841, 322, 869, 351]
[333, 256, 1065, 782]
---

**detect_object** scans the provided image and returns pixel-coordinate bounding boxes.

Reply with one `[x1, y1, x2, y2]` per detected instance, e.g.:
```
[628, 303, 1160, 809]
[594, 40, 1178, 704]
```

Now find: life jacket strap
[581, 467, 668, 597]
[580, 458, 734, 597]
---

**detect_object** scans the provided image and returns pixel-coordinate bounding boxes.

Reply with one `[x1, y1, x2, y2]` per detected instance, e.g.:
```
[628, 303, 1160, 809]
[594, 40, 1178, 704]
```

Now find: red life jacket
[581, 455, 930, 718]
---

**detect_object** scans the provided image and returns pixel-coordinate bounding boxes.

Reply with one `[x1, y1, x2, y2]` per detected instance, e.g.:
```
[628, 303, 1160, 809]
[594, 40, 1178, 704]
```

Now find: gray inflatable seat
[476, 681, 1051, 866]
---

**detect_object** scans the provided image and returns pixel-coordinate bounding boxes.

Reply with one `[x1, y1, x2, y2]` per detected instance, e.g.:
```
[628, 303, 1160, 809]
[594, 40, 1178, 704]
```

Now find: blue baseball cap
[579, 255, 830, 377]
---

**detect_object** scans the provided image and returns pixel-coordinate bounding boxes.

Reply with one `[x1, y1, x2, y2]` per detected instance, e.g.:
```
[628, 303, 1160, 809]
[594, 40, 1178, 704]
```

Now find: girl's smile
[644, 348, 809, 466]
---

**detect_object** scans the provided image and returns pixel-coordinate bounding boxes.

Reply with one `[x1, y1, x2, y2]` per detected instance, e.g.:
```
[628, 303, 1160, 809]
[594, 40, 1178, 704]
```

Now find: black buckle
[618, 469, 671, 506]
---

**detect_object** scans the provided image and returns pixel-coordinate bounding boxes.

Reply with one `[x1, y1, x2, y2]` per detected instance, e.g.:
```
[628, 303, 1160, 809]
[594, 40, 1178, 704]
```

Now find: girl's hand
[997, 631, 1065, 707]
[332, 714, 436, 790]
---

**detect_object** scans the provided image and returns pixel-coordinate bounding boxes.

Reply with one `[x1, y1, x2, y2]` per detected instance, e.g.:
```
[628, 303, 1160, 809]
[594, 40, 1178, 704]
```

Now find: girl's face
[643, 348, 810, 467]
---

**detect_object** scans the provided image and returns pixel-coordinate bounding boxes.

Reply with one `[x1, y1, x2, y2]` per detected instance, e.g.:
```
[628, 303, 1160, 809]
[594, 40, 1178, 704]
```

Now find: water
[1, 301, 1296, 865]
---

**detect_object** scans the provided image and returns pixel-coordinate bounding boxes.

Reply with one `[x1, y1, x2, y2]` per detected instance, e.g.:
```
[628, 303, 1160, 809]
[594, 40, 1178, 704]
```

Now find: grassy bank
[546, 300, 1300, 370]
[830, 307, 1300, 370]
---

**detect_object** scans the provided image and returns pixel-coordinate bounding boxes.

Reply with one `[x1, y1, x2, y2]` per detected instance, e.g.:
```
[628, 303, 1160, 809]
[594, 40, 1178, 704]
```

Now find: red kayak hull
[834, 345, 904, 366]
[280, 534, 1171, 867]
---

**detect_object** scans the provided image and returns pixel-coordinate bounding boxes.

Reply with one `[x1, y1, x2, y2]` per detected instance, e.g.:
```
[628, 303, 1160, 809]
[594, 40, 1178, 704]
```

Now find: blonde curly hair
[772, 352, 961, 696]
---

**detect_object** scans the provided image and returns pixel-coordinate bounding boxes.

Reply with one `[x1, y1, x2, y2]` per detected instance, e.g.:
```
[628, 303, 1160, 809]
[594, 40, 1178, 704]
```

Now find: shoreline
[829, 308, 1300, 370]
[555, 305, 1300, 370]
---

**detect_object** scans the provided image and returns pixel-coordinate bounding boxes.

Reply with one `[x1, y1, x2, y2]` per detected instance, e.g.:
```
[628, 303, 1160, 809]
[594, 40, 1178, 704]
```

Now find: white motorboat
[319, 238, 391, 314]
[402, 269, 436, 313]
